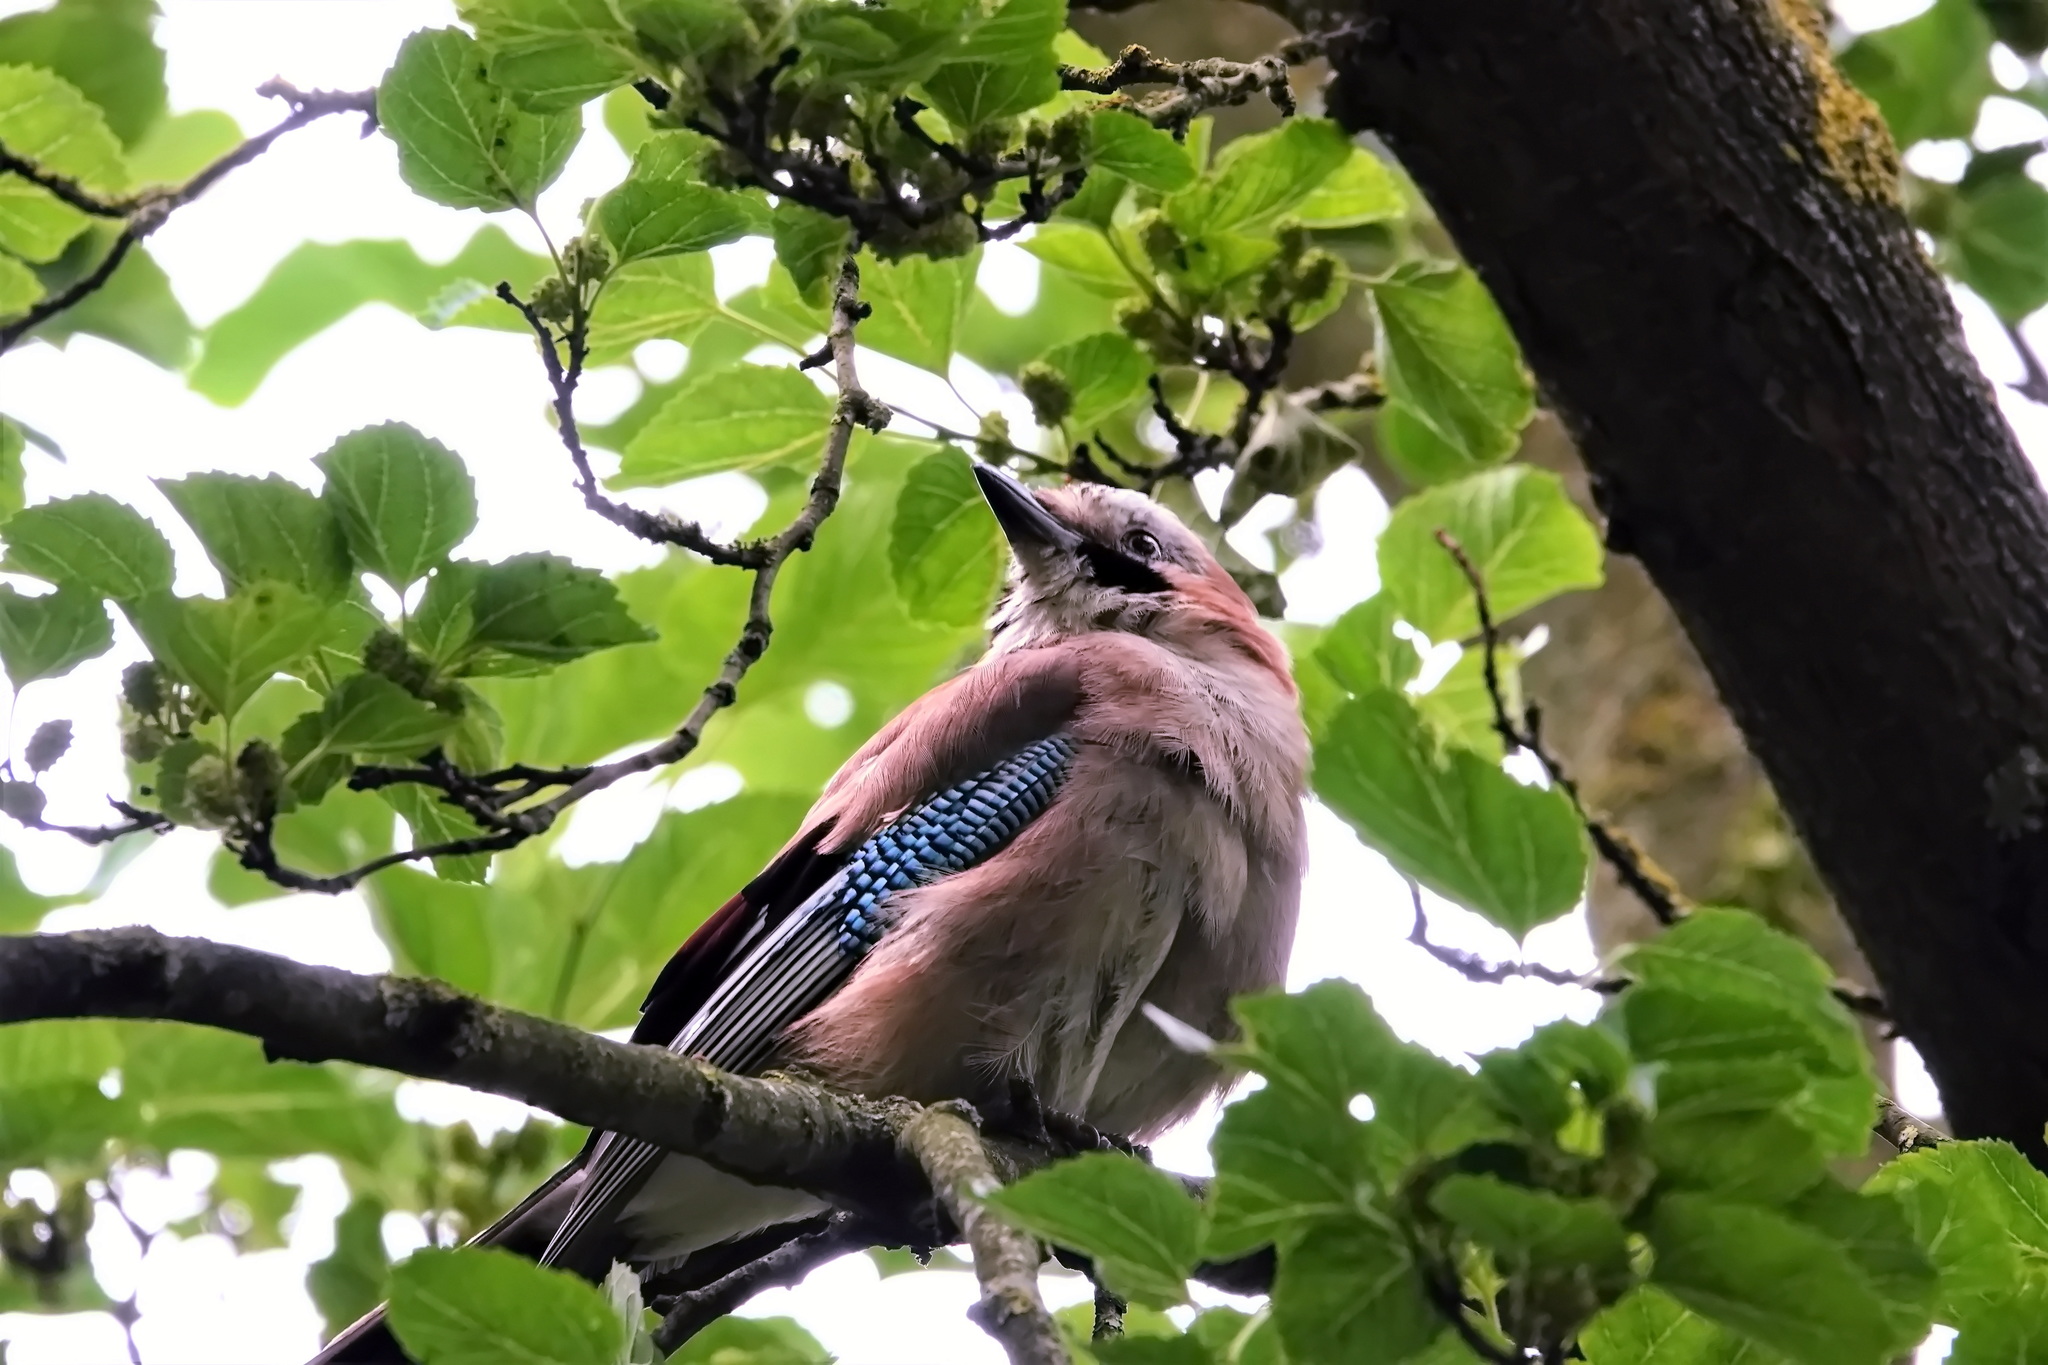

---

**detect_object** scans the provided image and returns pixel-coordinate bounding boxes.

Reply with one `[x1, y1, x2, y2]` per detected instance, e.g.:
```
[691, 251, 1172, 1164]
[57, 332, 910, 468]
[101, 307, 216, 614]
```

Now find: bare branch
[653, 1213, 877, 1353]
[902, 1106, 1070, 1365]
[1404, 879, 1589, 987]
[1874, 1097, 1946, 1153]
[1433, 529, 1690, 928]
[0, 81, 376, 357]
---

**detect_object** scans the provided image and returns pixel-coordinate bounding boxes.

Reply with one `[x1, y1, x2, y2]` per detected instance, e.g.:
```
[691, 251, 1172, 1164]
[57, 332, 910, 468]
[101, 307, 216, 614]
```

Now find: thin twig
[1434, 528, 1689, 927]
[901, 1105, 1069, 1365]
[0, 81, 375, 356]
[1091, 1286, 1126, 1342]
[1874, 1097, 1946, 1153]
[1404, 879, 1590, 987]
[653, 1213, 875, 1352]
[2003, 315, 2048, 406]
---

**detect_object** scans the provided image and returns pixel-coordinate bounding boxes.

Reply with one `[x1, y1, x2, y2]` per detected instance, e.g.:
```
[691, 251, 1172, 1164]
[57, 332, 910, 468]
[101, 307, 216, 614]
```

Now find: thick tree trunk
[1293, 0, 2048, 1157]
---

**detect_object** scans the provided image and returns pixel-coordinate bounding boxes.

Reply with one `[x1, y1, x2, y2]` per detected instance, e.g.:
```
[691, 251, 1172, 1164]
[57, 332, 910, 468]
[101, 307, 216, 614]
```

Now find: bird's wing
[541, 646, 1086, 1276]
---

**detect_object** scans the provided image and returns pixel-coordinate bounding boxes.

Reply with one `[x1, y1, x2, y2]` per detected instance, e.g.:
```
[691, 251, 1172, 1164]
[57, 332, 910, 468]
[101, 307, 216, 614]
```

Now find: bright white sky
[0, 0, 2026, 1360]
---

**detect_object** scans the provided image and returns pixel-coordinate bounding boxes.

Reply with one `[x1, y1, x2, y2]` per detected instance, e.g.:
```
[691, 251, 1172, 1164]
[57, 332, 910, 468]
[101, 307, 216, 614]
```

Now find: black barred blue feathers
[834, 734, 1077, 956]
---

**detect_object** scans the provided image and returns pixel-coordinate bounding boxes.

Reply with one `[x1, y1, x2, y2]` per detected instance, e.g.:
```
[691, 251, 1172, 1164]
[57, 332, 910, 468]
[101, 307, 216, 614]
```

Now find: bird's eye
[1123, 529, 1163, 561]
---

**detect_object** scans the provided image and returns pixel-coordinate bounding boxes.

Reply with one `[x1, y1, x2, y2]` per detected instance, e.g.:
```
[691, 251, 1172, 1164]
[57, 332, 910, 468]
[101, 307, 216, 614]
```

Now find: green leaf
[0, 583, 111, 685]
[924, 56, 1059, 128]
[1168, 118, 1354, 236]
[387, 1247, 627, 1365]
[1941, 167, 2048, 322]
[772, 201, 851, 308]
[889, 448, 1004, 626]
[861, 249, 976, 373]
[585, 251, 724, 365]
[457, 0, 645, 112]
[0, 252, 42, 316]
[3, 492, 175, 599]
[596, 134, 757, 264]
[616, 363, 834, 485]
[1428, 1174, 1630, 1280]
[126, 110, 245, 185]
[0, 64, 125, 263]
[1087, 110, 1196, 192]
[1039, 331, 1151, 432]
[1580, 1286, 1778, 1364]
[158, 473, 354, 601]
[283, 672, 461, 782]
[1378, 465, 1604, 642]
[122, 1023, 402, 1164]
[1271, 1215, 1442, 1365]
[984, 1152, 1202, 1307]
[377, 27, 581, 211]
[468, 554, 653, 662]
[25, 223, 196, 367]
[309, 1194, 391, 1343]
[190, 229, 553, 405]
[1839, 0, 1994, 147]
[668, 1316, 832, 1364]
[1313, 690, 1587, 937]
[0, 419, 22, 525]
[1864, 1138, 2048, 1323]
[1294, 146, 1407, 228]
[127, 583, 330, 720]
[1371, 265, 1535, 483]
[1025, 222, 1140, 297]
[0, 0, 167, 146]
[1315, 595, 1421, 699]
[316, 423, 479, 590]
[1647, 1190, 1932, 1365]
[1205, 1081, 1373, 1258]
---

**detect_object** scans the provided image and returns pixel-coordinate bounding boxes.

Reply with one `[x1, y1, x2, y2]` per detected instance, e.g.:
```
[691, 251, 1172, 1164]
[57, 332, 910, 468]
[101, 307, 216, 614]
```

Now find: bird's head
[974, 464, 1293, 689]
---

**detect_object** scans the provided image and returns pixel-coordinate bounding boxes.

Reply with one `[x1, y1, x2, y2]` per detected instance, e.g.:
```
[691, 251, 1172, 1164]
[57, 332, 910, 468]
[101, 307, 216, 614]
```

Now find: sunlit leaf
[378, 27, 581, 211]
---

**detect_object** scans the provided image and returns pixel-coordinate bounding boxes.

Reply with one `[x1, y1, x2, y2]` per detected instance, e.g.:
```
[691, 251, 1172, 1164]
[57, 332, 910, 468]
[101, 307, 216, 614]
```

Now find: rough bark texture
[1303, 0, 2048, 1155]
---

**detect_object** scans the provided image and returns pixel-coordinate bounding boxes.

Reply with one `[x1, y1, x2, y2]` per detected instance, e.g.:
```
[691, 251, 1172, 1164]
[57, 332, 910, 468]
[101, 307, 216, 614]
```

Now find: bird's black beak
[974, 464, 1081, 553]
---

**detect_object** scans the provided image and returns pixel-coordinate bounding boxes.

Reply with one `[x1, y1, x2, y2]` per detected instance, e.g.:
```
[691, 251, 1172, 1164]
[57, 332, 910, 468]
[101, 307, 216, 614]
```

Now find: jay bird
[315, 466, 1308, 1361]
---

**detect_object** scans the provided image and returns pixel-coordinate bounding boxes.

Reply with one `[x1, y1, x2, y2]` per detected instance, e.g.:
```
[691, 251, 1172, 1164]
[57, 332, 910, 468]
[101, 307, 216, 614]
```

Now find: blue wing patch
[834, 733, 1077, 956]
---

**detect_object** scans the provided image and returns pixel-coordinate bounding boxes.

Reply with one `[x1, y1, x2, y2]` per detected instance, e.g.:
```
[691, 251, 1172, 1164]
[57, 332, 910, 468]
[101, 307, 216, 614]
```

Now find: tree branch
[0, 81, 375, 356]
[651, 1213, 876, 1353]
[902, 1105, 1070, 1365]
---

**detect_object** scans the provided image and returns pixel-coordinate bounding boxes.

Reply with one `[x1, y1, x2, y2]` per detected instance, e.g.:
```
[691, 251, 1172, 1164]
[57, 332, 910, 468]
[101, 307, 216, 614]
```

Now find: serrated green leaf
[889, 448, 1004, 626]
[924, 54, 1059, 127]
[1293, 146, 1406, 227]
[1940, 167, 2048, 322]
[0, 64, 125, 262]
[3, 492, 174, 599]
[1025, 222, 1140, 296]
[1040, 330, 1150, 432]
[1378, 466, 1603, 643]
[1315, 595, 1421, 698]
[861, 248, 976, 373]
[378, 27, 581, 211]
[1272, 1214, 1443, 1365]
[0, 0, 166, 147]
[1168, 118, 1353, 236]
[1429, 1174, 1631, 1280]
[191, 229, 552, 404]
[458, 0, 647, 112]
[616, 363, 834, 484]
[283, 672, 460, 787]
[584, 250, 723, 365]
[388, 1247, 626, 1365]
[1580, 1286, 1779, 1364]
[596, 134, 757, 264]
[984, 1152, 1202, 1307]
[1205, 1081, 1373, 1259]
[127, 582, 330, 720]
[1313, 689, 1587, 937]
[1088, 110, 1196, 192]
[1864, 1137, 2048, 1326]
[316, 423, 478, 590]
[26, 223, 195, 367]
[0, 583, 111, 685]
[158, 473, 354, 601]
[1647, 1190, 1932, 1365]
[1371, 265, 1534, 483]
[467, 553, 652, 662]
